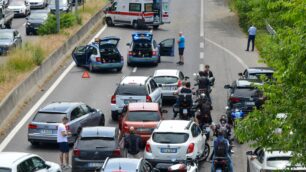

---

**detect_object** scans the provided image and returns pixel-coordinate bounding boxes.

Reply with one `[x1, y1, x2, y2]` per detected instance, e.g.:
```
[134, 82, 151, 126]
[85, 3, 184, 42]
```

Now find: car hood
[28, 19, 46, 24]
[8, 5, 26, 10]
[0, 40, 13, 46]
[28, 0, 44, 3]
[48, 4, 67, 9]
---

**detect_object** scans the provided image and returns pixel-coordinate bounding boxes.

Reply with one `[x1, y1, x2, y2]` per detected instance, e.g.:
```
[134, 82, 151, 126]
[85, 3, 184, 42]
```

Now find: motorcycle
[173, 93, 196, 120]
[193, 73, 215, 102]
[225, 104, 246, 126]
[213, 157, 230, 172]
[168, 157, 198, 172]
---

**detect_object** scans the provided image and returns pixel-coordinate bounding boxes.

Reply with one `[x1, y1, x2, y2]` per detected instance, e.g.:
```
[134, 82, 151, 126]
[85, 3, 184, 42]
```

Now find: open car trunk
[132, 40, 153, 57]
[99, 37, 121, 63]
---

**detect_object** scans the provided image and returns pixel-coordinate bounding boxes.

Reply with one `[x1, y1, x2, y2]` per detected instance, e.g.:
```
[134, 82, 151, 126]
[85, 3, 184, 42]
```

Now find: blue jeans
[211, 155, 233, 172]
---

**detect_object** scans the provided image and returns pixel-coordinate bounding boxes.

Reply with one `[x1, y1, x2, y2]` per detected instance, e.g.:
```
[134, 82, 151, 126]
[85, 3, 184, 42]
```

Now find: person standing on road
[246, 25, 257, 51]
[177, 32, 185, 65]
[57, 117, 71, 170]
[124, 126, 143, 158]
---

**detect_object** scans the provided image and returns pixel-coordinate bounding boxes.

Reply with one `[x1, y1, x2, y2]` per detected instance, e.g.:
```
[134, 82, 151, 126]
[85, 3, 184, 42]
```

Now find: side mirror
[224, 84, 231, 89]
[246, 151, 253, 155]
[126, 43, 131, 46]
[238, 72, 243, 76]
[25, 17, 28, 20]
[158, 84, 162, 87]
[90, 108, 97, 112]
[184, 76, 189, 80]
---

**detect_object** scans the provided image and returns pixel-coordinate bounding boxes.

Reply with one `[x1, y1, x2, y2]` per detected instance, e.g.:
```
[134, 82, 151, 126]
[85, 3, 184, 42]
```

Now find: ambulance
[103, 0, 170, 29]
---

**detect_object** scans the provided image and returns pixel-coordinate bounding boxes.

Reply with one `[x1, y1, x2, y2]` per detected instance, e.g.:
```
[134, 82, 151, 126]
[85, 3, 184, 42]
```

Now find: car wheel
[106, 17, 114, 26]
[116, 67, 122, 72]
[158, 56, 161, 63]
[89, 63, 95, 72]
[26, 30, 30, 35]
[111, 111, 118, 121]
[247, 160, 250, 172]
[30, 141, 39, 146]
[132, 20, 139, 29]
[153, 25, 159, 30]
[99, 115, 105, 126]
[127, 61, 133, 67]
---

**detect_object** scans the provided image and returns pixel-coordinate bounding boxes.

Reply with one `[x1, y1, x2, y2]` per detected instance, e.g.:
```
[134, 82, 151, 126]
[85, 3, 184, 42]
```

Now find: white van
[104, 0, 170, 29]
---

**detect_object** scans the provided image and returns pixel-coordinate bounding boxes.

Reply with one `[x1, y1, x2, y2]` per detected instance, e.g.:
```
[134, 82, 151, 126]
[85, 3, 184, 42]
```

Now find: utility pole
[55, 0, 60, 33]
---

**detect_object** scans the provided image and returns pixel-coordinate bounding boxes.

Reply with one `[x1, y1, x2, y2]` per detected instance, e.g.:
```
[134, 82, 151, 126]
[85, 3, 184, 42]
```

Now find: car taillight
[73, 149, 80, 157]
[123, 123, 129, 131]
[65, 125, 70, 131]
[111, 95, 116, 104]
[28, 124, 37, 129]
[187, 143, 194, 154]
[152, 51, 157, 56]
[145, 143, 151, 153]
[146, 95, 152, 102]
[128, 51, 133, 56]
[229, 97, 240, 103]
[177, 80, 182, 87]
[112, 148, 121, 157]
[96, 57, 101, 62]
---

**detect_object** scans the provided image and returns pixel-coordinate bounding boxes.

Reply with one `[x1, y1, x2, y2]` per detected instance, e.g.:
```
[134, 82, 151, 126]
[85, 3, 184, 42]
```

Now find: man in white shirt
[246, 25, 257, 51]
[57, 117, 71, 169]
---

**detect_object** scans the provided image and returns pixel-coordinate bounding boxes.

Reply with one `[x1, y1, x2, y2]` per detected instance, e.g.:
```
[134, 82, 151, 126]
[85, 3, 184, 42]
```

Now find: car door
[72, 45, 89, 66]
[159, 38, 175, 56]
[80, 104, 99, 126]
[17, 158, 36, 172]
[249, 148, 264, 172]
[191, 124, 205, 156]
[69, 106, 87, 133]
[161, 0, 170, 24]
[149, 79, 162, 104]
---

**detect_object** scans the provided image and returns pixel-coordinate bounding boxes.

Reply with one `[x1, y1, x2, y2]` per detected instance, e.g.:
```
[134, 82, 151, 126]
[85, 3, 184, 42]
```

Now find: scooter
[173, 93, 196, 120]
[168, 157, 198, 172]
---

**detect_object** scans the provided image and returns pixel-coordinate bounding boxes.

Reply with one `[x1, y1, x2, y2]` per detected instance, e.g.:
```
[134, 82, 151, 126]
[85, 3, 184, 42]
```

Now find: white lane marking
[200, 52, 204, 59]
[0, 25, 108, 152]
[132, 67, 137, 73]
[200, 42, 204, 49]
[199, 64, 204, 71]
[205, 38, 248, 68]
[200, 0, 204, 37]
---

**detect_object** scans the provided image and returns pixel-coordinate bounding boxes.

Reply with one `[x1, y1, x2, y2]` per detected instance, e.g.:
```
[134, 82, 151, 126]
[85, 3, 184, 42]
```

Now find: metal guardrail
[265, 19, 276, 35]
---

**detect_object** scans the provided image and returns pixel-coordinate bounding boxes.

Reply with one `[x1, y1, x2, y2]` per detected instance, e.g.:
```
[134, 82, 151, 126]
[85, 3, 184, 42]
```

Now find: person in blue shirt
[246, 25, 257, 51]
[177, 32, 185, 65]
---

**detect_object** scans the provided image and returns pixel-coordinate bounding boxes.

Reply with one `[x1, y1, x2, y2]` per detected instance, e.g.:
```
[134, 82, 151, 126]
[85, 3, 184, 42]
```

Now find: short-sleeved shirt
[248, 26, 257, 36]
[178, 36, 185, 48]
[57, 123, 68, 143]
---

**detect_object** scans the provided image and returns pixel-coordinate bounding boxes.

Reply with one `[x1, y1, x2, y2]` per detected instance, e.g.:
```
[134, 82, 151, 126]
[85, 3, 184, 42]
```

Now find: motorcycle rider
[203, 64, 214, 78]
[173, 82, 192, 119]
[219, 115, 232, 140]
[211, 127, 234, 172]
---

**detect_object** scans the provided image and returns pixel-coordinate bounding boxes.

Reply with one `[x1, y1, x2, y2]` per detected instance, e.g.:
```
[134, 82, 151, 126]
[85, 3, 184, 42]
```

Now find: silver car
[28, 102, 105, 145]
[153, 69, 186, 100]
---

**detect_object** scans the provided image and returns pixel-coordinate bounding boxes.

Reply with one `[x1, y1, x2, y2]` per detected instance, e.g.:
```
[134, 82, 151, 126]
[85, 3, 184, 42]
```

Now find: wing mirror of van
[126, 43, 131, 46]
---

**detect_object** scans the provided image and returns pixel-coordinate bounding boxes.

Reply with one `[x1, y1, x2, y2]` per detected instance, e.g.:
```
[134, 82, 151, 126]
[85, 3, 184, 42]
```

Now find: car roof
[236, 79, 263, 87]
[264, 150, 293, 158]
[247, 67, 274, 74]
[104, 158, 141, 171]
[0, 29, 15, 33]
[156, 120, 191, 133]
[120, 76, 149, 85]
[38, 102, 82, 113]
[80, 127, 116, 138]
[0, 152, 32, 167]
[132, 32, 153, 41]
[128, 102, 159, 111]
[153, 69, 180, 77]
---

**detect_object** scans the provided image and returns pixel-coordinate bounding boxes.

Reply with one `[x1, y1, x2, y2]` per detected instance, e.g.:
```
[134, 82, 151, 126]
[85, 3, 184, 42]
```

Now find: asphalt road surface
[0, 0, 265, 171]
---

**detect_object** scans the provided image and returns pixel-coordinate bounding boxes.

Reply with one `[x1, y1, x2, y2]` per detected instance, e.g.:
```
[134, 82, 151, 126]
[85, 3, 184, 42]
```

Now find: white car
[28, 0, 47, 9]
[153, 69, 186, 100]
[111, 76, 162, 121]
[246, 148, 306, 172]
[7, 0, 30, 17]
[144, 120, 206, 170]
[0, 152, 62, 172]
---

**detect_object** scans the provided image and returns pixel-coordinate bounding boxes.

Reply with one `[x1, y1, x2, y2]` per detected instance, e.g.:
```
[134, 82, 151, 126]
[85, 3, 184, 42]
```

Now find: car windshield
[29, 13, 48, 20]
[0, 33, 13, 40]
[116, 85, 147, 95]
[153, 132, 189, 144]
[127, 111, 160, 122]
[154, 76, 178, 84]
[249, 73, 273, 80]
[33, 112, 67, 123]
[49, 0, 66, 5]
[0, 168, 11, 172]
[10, 1, 24, 6]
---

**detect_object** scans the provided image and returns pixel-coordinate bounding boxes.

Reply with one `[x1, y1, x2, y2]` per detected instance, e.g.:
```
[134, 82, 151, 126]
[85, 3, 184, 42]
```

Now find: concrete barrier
[0, 9, 105, 127]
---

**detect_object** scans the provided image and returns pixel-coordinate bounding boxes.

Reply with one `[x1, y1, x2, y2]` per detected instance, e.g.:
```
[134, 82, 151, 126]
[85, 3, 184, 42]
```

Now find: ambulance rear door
[161, 0, 170, 23]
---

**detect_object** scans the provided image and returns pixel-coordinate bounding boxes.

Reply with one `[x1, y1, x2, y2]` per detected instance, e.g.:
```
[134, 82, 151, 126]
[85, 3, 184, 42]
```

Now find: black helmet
[219, 115, 227, 124]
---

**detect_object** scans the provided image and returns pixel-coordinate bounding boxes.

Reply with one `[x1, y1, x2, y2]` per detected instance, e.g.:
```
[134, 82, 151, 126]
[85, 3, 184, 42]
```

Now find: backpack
[215, 139, 227, 157]
[198, 77, 210, 89]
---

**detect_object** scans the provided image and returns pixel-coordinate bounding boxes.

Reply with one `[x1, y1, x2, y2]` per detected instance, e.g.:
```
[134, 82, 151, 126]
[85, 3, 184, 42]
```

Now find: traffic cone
[82, 71, 90, 78]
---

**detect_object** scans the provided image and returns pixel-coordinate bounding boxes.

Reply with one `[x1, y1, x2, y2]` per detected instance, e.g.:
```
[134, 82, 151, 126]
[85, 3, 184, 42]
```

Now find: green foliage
[231, 0, 306, 166]
[38, 13, 77, 35]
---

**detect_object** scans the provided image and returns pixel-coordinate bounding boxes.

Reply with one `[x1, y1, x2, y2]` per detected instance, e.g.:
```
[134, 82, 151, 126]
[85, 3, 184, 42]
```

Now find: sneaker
[64, 165, 72, 169]
[176, 61, 181, 64]
[245, 49, 249, 51]
[180, 62, 184, 65]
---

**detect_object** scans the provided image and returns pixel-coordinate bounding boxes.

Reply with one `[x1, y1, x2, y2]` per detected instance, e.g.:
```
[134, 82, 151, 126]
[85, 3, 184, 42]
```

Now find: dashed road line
[200, 52, 204, 59]
[132, 67, 137, 73]
[200, 42, 204, 49]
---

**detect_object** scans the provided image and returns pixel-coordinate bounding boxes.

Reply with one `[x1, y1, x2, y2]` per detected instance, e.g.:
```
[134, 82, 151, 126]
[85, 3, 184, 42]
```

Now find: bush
[38, 13, 77, 35]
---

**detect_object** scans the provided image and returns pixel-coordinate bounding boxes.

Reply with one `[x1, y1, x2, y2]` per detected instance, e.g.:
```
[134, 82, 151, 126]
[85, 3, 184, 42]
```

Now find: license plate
[124, 99, 136, 104]
[161, 148, 177, 153]
[183, 109, 188, 114]
[137, 128, 152, 132]
[163, 86, 176, 90]
[41, 129, 52, 134]
[216, 169, 222, 172]
[245, 101, 255, 106]
[88, 163, 103, 167]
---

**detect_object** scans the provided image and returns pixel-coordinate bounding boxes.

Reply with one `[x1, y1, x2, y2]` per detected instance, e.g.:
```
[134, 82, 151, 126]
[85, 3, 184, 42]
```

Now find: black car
[72, 127, 122, 172]
[0, 29, 22, 55]
[224, 79, 264, 120]
[26, 11, 48, 35]
[239, 67, 274, 80]
[100, 158, 159, 172]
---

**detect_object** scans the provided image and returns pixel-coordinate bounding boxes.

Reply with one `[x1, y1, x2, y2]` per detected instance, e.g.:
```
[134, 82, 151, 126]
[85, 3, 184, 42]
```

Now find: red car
[119, 102, 162, 143]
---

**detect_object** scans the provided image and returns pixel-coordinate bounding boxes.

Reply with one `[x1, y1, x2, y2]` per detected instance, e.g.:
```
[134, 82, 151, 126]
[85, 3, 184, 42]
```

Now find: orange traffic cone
[82, 71, 90, 78]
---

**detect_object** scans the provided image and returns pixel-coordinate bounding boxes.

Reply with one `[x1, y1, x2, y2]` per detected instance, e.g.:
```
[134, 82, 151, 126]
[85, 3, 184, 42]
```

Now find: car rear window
[153, 132, 189, 144]
[249, 73, 273, 80]
[127, 111, 160, 122]
[233, 88, 258, 97]
[78, 137, 115, 148]
[104, 161, 137, 172]
[154, 76, 178, 84]
[33, 112, 67, 123]
[116, 85, 147, 95]
[0, 168, 11, 172]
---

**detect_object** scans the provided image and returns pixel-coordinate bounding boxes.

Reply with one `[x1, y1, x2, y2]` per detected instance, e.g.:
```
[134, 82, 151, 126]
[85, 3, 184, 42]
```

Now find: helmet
[219, 115, 227, 124]
[200, 93, 207, 101]
[215, 124, 225, 136]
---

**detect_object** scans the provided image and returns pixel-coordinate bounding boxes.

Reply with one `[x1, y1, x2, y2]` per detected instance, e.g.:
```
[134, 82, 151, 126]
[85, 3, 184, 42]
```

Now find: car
[144, 120, 207, 170]
[28, 102, 105, 145]
[48, 0, 71, 13]
[100, 158, 159, 172]
[0, 152, 62, 172]
[119, 102, 162, 143]
[126, 32, 175, 66]
[26, 11, 49, 35]
[0, 29, 22, 55]
[239, 67, 274, 80]
[72, 37, 124, 72]
[153, 69, 186, 100]
[246, 148, 306, 172]
[7, 0, 31, 17]
[72, 126, 122, 172]
[28, 0, 48, 9]
[111, 76, 162, 121]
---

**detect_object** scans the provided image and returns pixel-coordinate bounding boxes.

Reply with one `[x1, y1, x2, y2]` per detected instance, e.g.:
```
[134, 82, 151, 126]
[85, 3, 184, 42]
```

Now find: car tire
[153, 25, 159, 30]
[30, 141, 39, 146]
[99, 115, 105, 126]
[111, 111, 118, 121]
[127, 61, 133, 67]
[116, 67, 122, 72]
[106, 17, 114, 26]
[26, 30, 30, 35]
[247, 160, 250, 172]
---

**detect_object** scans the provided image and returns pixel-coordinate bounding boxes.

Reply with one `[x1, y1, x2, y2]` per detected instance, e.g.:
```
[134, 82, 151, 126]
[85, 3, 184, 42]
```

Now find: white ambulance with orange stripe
[103, 0, 170, 29]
